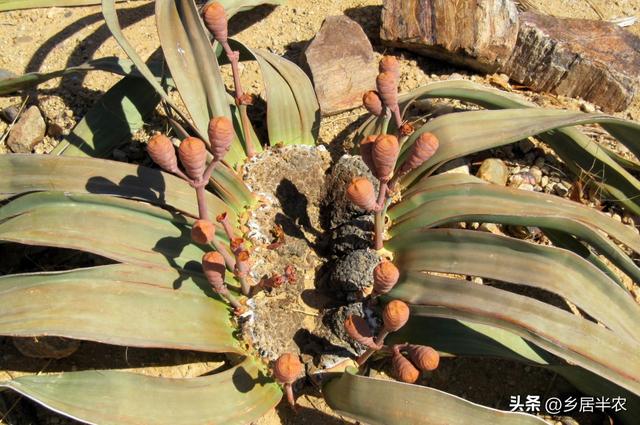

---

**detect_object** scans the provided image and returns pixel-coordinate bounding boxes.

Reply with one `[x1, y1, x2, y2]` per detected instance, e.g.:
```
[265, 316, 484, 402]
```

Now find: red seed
[346, 177, 377, 211]
[362, 90, 383, 116]
[208, 116, 234, 161]
[392, 348, 419, 383]
[273, 353, 302, 384]
[202, 251, 226, 291]
[373, 260, 399, 296]
[372, 134, 400, 181]
[400, 132, 439, 174]
[202, 2, 228, 43]
[191, 219, 215, 244]
[147, 134, 178, 173]
[178, 137, 208, 180]
[376, 71, 398, 108]
[382, 300, 410, 332]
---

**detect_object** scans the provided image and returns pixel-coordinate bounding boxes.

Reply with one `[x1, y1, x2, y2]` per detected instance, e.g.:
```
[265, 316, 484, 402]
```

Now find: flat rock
[303, 15, 377, 116]
[7, 105, 46, 153]
[380, 0, 519, 73]
[477, 158, 509, 185]
[503, 11, 640, 112]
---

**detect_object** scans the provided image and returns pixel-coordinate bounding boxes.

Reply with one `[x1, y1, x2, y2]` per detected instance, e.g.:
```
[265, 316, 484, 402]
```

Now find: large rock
[380, 0, 519, 73]
[503, 11, 640, 112]
[7, 105, 46, 153]
[303, 15, 377, 116]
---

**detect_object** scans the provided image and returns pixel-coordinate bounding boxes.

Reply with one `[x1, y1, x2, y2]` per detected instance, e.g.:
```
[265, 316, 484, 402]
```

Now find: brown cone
[379, 56, 400, 82]
[147, 134, 178, 173]
[392, 348, 419, 383]
[344, 315, 377, 349]
[362, 91, 383, 116]
[178, 137, 208, 180]
[346, 177, 377, 211]
[382, 300, 410, 332]
[376, 71, 398, 109]
[407, 345, 440, 372]
[400, 132, 439, 174]
[372, 134, 399, 181]
[202, 251, 226, 291]
[191, 220, 215, 244]
[373, 260, 399, 296]
[360, 135, 377, 173]
[273, 353, 302, 384]
[202, 2, 228, 43]
[208, 116, 234, 160]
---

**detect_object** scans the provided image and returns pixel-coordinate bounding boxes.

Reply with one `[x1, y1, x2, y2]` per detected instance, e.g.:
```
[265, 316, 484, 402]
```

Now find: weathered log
[380, 0, 519, 73]
[503, 11, 640, 112]
[303, 15, 378, 116]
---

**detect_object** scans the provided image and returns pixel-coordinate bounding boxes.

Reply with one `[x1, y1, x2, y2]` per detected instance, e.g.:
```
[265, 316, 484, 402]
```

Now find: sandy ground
[1, 0, 640, 424]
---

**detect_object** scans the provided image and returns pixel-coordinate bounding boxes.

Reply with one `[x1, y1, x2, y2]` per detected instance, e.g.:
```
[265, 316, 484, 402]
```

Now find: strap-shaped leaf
[391, 317, 640, 425]
[388, 175, 640, 282]
[391, 274, 640, 395]
[0, 357, 280, 425]
[156, 0, 248, 163]
[0, 192, 220, 271]
[225, 40, 319, 146]
[0, 0, 125, 10]
[0, 154, 235, 222]
[323, 369, 547, 425]
[217, 0, 284, 17]
[51, 76, 160, 158]
[388, 229, 640, 343]
[0, 57, 138, 95]
[0, 264, 238, 352]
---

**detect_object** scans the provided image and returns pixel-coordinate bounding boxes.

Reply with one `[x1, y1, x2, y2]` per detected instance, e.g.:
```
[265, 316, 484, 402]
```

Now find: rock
[440, 157, 470, 175]
[13, 336, 81, 359]
[7, 106, 46, 153]
[476, 158, 509, 185]
[540, 175, 549, 187]
[380, 0, 519, 73]
[519, 183, 535, 191]
[0, 105, 20, 123]
[303, 15, 377, 115]
[518, 139, 535, 154]
[329, 249, 380, 300]
[554, 184, 569, 197]
[503, 11, 640, 112]
[322, 155, 379, 229]
[529, 166, 543, 184]
[329, 215, 374, 257]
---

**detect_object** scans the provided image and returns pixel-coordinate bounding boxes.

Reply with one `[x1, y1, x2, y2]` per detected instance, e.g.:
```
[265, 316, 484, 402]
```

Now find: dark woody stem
[221, 41, 256, 158]
[357, 329, 389, 366]
[195, 185, 208, 220]
[373, 181, 388, 250]
[217, 285, 242, 312]
[284, 383, 297, 410]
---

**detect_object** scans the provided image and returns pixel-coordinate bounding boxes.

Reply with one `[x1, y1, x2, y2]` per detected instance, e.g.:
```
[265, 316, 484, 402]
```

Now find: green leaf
[0, 154, 234, 223]
[101, 0, 193, 132]
[0, 264, 238, 352]
[323, 369, 547, 425]
[389, 174, 640, 283]
[388, 229, 640, 343]
[0, 357, 281, 425]
[0, 0, 126, 10]
[0, 192, 222, 271]
[51, 76, 160, 158]
[392, 81, 640, 214]
[155, 0, 246, 163]
[390, 273, 640, 396]
[0, 57, 137, 95]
